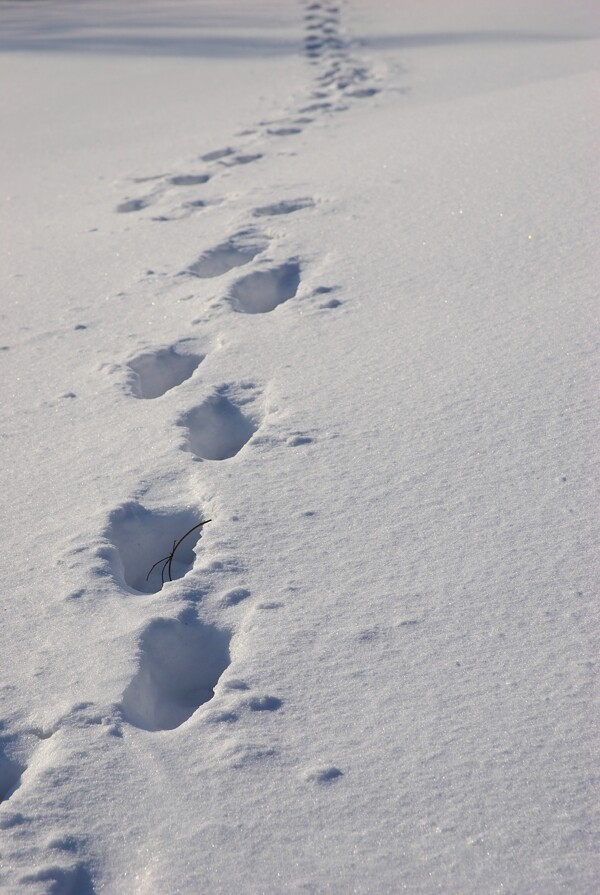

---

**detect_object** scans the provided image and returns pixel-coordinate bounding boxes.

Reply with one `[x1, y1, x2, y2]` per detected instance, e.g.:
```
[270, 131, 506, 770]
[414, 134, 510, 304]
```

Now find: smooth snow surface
[1, 1, 599, 892]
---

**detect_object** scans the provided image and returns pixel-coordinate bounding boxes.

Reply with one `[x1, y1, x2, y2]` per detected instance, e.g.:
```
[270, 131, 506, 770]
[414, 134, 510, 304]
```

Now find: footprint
[267, 127, 302, 137]
[126, 345, 203, 399]
[183, 199, 208, 210]
[184, 231, 268, 279]
[346, 87, 380, 98]
[169, 174, 210, 186]
[201, 147, 234, 162]
[116, 197, 151, 214]
[247, 696, 282, 712]
[228, 261, 301, 314]
[177, 389, 259, 461]
[220, 153, 263, 167]
[299, 102, 332, 112]
[302, 765, 343, 784]
[253, 198, 314, 217]
[106, 503, 207, 594]
[287, 433, 314, 447]
[221, 587, 251, 607]
[121, 617, 231, 731]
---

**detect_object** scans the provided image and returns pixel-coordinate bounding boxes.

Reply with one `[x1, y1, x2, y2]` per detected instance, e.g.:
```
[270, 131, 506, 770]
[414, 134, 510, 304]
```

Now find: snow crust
[0, 0, 598, 892]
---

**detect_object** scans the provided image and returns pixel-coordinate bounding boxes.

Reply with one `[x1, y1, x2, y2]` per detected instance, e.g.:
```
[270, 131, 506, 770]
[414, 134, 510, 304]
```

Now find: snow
[1, 0, 598, 892]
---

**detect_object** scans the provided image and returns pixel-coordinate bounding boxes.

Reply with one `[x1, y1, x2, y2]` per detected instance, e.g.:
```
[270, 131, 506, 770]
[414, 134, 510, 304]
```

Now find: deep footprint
[178, 390, 258, 460]
[127, 346, 203, 399]
[106, 503, 206, 594]
[121, 617, 231, 731]
[228, 262, 301, 314]
[184, 231, 268, 279]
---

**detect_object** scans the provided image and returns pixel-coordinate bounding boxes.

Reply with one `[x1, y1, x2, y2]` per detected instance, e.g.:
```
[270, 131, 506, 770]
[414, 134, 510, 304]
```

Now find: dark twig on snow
[146, 519, 212, 585]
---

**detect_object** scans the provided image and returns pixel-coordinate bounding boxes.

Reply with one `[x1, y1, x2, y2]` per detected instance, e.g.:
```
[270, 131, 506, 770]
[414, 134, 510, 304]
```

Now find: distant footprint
[267, 126, 302, 137]
[126, 345, 203, 399]
[220, 153, 263, 167]
[253, 198, 315, 217]
[347, 87, 380, 98]
[302, 765, 343, 784]
[177, 386, 260, 461]
[184, 231, 268, 279]
[228, 262, 301, 314]
[201, 147, 234, 162]
[169, 174, 210, 186]
[247, 696, 282, 712]
[116, 197, 152, 214]
[300, 101, 332, 112]
[121, 617, 231, 731]
[106, 503, 207, 594]
[221, 587, 251, 607]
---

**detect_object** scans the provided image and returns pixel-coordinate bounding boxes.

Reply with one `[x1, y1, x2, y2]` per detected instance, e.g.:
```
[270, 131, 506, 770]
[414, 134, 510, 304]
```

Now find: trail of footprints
[0, 3, 378, 874]
[106, 0, 378, 742]
[115, 0, 381, 221]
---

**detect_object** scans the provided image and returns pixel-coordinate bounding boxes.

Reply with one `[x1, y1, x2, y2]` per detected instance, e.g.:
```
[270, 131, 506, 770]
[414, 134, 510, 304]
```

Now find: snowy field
[0, 0, 599, 892]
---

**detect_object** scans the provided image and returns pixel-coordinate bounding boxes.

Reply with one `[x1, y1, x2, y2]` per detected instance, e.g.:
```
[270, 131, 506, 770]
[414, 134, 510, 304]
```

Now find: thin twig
[146, 520, 212, 584]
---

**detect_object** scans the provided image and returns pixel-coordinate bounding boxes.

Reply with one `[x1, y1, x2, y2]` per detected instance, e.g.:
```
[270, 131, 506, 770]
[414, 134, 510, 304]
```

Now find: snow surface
[1, 0, 599, 892]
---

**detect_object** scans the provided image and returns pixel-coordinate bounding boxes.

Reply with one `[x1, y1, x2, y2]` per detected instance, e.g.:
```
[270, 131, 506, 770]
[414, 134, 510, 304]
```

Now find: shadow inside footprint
[107, 503, 205, 594]
[127, 346, 203, 399]
[228, 262, 301, 314]
[121, 617, 231, 731]
[185, 232, 267, 279]
[20, 865, 96, 895]
[178, 394, 257, 460]
[0, 747, 25, 804]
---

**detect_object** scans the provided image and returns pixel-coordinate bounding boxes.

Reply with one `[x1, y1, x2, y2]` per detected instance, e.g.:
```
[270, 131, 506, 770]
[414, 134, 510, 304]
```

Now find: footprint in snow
[106, 503, 208, 594]
[121, 617, 231, 731]
[177, 384, 261, 461]
[346, 87, 380, 99]
[183, 231, 268, 279]
[267, 126, 302, 137]
[247, 696, 282, 712]
[219, 153, 263, 167]
[116, 197, 152, 214]
[302, 765, 343, 784]
[287, 433, 314, 447]
[221, 587, 252, 607]
[253, 198, 314, 217]
[228, 261, 301, 314]
[201, 147, 235, 162]
[126, 343, 203, 399]
[169, 173, 210, 186]
[300, 101, 332, 112]
[220, 741, 278, 769]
